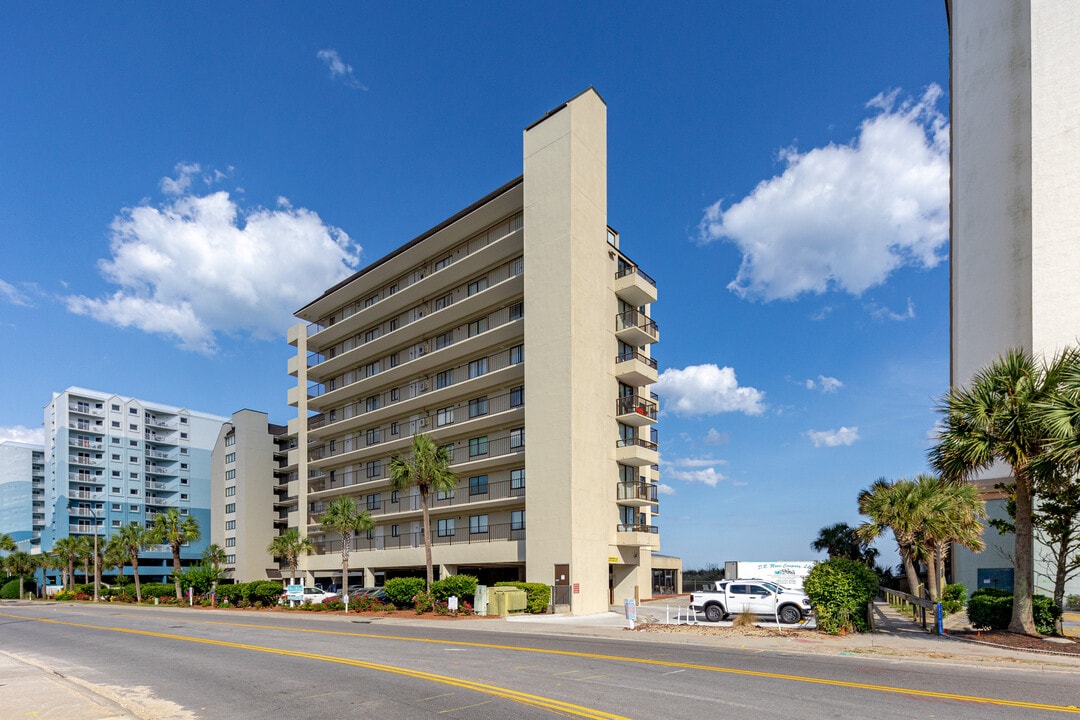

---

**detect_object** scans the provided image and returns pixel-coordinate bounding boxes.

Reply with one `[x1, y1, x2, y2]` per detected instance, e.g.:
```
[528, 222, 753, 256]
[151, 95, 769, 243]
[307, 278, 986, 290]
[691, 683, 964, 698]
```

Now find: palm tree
[914, 475, 986, 600]
[52, 536, 81, 591]
[111, 523, 148, 602]
[810, 522, 877, 564]
[149, 508, 201, 600]
[202, 543, 227, 595]
[41, 551, 66, 589]
[319, 496, 374, 597]
[266, 529, 314, 585]
[931, 346, 1079, 635]
[75, 535, 94, 584]
[389, 433, 457, 590]
[857, 477, 929, 598]
[0, 532, 16, 553]
[103, 535, 128, 587]
[5, 552, 38, 599]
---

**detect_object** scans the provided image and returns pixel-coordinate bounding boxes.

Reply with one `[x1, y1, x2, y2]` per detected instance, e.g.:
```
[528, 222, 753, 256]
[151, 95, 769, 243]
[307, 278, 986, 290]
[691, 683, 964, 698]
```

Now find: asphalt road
[2, 603, 1079, 719]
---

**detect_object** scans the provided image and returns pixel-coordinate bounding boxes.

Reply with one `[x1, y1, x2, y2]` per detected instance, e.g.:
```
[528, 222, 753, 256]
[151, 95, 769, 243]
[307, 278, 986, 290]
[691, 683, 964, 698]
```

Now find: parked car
[279, 587, 339, 605]
[348, 587, 388, 602]
[689, 579, 812, 624]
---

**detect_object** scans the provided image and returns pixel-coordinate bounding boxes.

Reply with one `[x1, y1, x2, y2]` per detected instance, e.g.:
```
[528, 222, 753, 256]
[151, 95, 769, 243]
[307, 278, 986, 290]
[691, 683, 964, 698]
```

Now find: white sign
[286, 584, 303, 601]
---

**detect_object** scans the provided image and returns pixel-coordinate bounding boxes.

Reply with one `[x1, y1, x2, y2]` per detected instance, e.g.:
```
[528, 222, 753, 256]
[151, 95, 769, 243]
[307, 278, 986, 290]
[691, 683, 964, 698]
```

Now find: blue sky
[0, 3, 950, 570]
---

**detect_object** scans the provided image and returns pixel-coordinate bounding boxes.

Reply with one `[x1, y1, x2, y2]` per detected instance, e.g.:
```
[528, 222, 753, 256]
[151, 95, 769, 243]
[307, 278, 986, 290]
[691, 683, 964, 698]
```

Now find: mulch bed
[948, 629, 1080, 654]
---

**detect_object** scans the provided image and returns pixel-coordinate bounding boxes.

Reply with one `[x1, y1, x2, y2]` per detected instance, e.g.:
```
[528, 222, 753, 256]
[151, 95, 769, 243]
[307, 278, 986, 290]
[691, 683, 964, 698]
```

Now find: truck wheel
[704, 604, 724, 623]
[778, 605, 802, 624]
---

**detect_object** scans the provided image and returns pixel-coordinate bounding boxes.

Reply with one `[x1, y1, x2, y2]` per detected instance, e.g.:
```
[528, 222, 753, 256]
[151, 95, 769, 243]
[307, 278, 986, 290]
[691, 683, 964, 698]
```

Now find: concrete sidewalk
[0, 649, 139, 720]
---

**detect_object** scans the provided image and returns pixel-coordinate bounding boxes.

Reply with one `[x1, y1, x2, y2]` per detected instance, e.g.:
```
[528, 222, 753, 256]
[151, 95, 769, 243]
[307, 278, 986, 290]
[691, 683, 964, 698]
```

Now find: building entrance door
[553, 564, 570, 606]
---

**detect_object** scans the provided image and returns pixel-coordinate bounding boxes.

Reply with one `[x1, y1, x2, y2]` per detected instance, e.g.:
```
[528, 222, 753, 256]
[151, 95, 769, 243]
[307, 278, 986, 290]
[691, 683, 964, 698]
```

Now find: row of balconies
[68, 403, 104, 417]
[69, 438, 104, 450]
[314, 521, 526, 555]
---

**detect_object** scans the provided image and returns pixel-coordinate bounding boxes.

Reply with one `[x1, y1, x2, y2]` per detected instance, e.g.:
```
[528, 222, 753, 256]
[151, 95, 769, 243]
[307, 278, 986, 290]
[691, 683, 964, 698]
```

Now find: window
[469, 436, 488, 457]
[131, 455, 141, 463]
[111, 404, 120, 411]
[509, 344, 524, 364]
[389, 318, 398, 332]
[510, 385, 524, 408]
[510, 468, 525, 491]
[180, 493, 188, 501]
[129, 472, 138, 479]
[509, 302, 524, 320]
[225, 503, 235, 514]
[468, 358, 487, 378]
[112, 421, 120, 428]
[225, 537, 236, 548]
[510, 427, 525, 449]
[112, 503, 121, 511]
[436, 406, 454, 427]
[436, 487, 455, 501]
[391, 524, 400, 537]
[364, 294, 377, 308]
[225, 434, 235, 446]
[389, 284, 398, 295]
[389, 352, 399, 368]
[180, 417, 187, 424]
[390, 388, 399, 402]
[225, 486, 236, 497]
[112, 519, 121, 527]
[129, 440, 138, 447]
[112, 453, 121, 461]
[364, 328, 380, 343]
[366, 395, 380, 412]
[129, 423, 138, 431]
[435, 331, 454, 349]
[434, 255, 453, 271]
[181, 477, 189, 485]
[130, 488, 139, 495]
[225, 520, 236, 530]
[225, 554, 235, 564]
[468, 317, 488, 337]
[180, 432, 188, 439]
[366, 460, 381, 478]
[130, 408, 138, 415]
[469, 475, 488, 495]
[436, 369, 454, 389]
[469, 396, 488, 418]
[180, 447, 188, 455]
[225, 469, 236, 480]
[130, 505, 139, 512]
[180, 463, 188, 470]
[111, 486, 121, 493]
[390, 422, 399, 436]
[225, 452, 235, 464]
[437, 518, 455, 537]
[511, 510, 525, 531]
[111, 438, 121, 445]
[390, 490, 399, 503]
[366, 494, 380, 511]
[469, 515, 489, 535]
[365, 361, 380, 377]
[468, 277, 488, 296]
[434, 293, 454, 311]
[366, 427, 379, 445]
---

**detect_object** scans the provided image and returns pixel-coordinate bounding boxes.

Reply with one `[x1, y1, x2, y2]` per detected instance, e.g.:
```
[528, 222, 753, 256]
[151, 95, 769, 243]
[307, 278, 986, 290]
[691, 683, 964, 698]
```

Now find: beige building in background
[211, 409, 295, 582]
[286, 88, 677, 613]
[948, 1, 1080, 597]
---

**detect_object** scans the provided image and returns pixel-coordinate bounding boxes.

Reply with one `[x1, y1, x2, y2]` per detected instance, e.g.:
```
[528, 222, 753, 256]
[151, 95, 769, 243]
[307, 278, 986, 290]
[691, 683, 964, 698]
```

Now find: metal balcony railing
[314, 521, 525, 554]
[617, 523, 659, 534]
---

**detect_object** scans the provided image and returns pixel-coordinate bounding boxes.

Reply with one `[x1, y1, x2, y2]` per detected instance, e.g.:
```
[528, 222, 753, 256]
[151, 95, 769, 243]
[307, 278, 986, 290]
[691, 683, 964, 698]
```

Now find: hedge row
[967, 589, 1061, 635]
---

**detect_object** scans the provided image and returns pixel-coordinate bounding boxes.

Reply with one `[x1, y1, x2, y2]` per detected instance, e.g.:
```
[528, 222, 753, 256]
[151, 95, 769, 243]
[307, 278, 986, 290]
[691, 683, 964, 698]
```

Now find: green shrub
[247, 581, 286, 606]
[430, 575, 478, 603]
[941, 583, 967, 615]
[384, 577, 426, 607]
[494, 581, 551, 613]
[0, 579, 25, 599]
[971, 586, 1011, 598]
[54, 590, 76, 601]
[803, 557, 879, 634]
[1067, 594, 1080, 611]
[967, 593, 1062, 635]
[139, 583, 177, 600]
[412, 591, 435, 614]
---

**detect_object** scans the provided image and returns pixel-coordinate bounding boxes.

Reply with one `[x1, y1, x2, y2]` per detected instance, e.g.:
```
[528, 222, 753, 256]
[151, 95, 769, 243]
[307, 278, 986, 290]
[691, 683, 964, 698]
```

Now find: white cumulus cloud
[805, 375, 844, 393]
[317, 49, 367, 90]
[667, 466, 726, 487]
[0, 279, 30, 306]
[703, 428, 730, 445]
[699, 84, 949, 301]
[656, 364, 766, 417]
[66, 165, 359, 354]
[657, 483, 676, 496]
[807, 426, 861, 448]
[0, 425, 45, 445]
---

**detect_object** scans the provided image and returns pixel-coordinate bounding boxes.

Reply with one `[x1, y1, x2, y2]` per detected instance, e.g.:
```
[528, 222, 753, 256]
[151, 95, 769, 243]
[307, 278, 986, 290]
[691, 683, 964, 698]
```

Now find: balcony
[617, 481, 659, 507]
[68, 422, 102, 433]
[69, 456, 103, 467]
[145, 495, 178, 507]
[614, 350, 658, 387]
[615, 309, 659, 346]
[145, 416, 177, 429]
[315, 521, 525, 554]
[147, 449, 174, 460]
[616, 395, 658, 426]
[68, 524, 98, 535]
[69, 438, 104, 450]
[145, 480, 171, 491]
[68, 403, 104, 417]
[70, 490, 104, 501]
[615, 522, 660, 548]
[145, 431, 176, 444]
[613, 264, 658, 307]
[68, 472, 104, 484]
[615, 437, 658, 467]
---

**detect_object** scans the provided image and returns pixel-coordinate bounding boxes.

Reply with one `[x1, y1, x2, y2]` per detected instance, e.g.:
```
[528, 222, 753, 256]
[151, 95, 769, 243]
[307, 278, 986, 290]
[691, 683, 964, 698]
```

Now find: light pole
[90, 506, 100, 602]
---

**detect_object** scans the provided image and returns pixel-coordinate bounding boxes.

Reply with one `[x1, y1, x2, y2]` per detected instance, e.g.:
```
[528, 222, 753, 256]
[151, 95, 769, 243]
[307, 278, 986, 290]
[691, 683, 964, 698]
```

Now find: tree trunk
[901, 553, 921, 599]
[1010, 470, 1038, 635]
[67, 560, 74, 590]
[173, 546, 183, 600]
[133, 554, 142, 603]
[421, 489, 433, 590]
[1053, 530, 1071, 608]
[925, 552, 940, 602]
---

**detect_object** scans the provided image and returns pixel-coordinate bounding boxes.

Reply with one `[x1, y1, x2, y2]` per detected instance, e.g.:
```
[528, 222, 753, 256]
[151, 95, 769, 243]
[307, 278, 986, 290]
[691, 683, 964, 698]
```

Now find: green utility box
[486, 586, 528, 616]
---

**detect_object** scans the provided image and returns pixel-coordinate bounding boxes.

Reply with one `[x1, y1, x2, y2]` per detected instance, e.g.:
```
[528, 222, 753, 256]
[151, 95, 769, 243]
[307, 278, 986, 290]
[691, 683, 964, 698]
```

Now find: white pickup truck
[689, 579, 812, 624]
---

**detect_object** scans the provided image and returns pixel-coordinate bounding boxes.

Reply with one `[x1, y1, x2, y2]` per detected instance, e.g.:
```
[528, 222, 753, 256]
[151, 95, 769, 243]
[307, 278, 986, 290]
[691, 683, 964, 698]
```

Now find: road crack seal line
[0, 613, 626, 720]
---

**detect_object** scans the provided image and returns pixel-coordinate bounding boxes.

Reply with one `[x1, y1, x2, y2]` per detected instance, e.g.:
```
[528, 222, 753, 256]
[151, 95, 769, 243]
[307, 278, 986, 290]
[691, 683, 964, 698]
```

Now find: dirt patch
[631, 623, 802, 639]
[948, 630, 1080, 655]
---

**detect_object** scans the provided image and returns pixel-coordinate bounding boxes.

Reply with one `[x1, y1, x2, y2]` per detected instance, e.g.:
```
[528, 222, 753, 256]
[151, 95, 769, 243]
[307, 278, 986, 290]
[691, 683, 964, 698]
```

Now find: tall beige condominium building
[287, 88, 674, 613]
[948, 1, 1080, 596]
[210, 410, 295, 583]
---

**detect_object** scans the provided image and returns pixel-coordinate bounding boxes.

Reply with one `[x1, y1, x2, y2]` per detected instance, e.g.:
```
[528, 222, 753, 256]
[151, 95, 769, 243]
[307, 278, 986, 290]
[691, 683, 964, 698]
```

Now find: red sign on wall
[572, 583, 580, 594]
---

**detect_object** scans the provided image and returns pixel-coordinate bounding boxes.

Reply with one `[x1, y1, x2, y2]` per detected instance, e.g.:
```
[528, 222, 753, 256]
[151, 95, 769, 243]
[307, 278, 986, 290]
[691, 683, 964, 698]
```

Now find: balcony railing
[616, 395, 658, 421]
[615, 309, 659, 342]
[145, 416, 178, 429]
[309, 477, 524, 522]
[617, 481, 659, 504]
[615, 350, 658, 370]
[615, 264, 657, 287]
[69, 438, 104, 450]
[314, 521, 525, 554]
[310, 387, 523, 461]
[145, 495, 178, 507]
[616, 437, 658, 451]
[617, 523, 659, 534]
[70, 490, 104, 501]
[69, 456, 103, 467]
[145, 480, 171, 491]
[68, 473, 104, 484]
[148, 450, 174, 460]
[68, 524, 99, 534]
[69, 403, 104, 416]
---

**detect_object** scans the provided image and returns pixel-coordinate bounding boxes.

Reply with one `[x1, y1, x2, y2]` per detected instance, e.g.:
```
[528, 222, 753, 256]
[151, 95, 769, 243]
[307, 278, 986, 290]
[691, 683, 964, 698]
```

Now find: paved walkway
[3, 598, 1079, 719]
